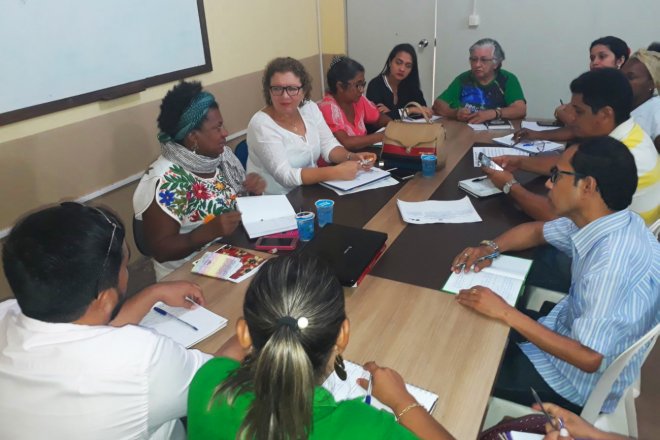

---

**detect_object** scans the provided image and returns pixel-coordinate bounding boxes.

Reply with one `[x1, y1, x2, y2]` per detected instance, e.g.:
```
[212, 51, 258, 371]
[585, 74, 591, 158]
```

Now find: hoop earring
[192, 141, 199, 154]
[334, 353, 347, 381]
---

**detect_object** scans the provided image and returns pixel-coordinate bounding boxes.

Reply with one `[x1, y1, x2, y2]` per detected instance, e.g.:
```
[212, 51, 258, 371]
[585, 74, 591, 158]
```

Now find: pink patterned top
[317, 94, 380, 136]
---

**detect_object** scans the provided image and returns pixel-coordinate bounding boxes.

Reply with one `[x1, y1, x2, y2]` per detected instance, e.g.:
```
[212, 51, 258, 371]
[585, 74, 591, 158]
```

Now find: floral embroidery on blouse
[158, 164, 237, 224]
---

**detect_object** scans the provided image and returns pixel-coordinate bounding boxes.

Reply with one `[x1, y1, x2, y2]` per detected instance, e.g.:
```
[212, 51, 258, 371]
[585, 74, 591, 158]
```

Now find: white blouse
[631, 95, 660, 142]
[246, 101, 340, 195]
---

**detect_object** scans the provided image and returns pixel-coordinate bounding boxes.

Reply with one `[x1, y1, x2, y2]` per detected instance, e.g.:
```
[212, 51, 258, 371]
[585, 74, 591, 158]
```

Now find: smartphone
[536, 120, 561, 127]
[478, 152, 504, 171]
[486, 119, 509, 126]
[255, 232, 299, 251]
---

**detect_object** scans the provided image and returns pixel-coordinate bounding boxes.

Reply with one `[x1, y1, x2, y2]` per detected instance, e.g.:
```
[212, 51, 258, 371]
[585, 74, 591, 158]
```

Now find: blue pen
[474, 252, 499, 265]
[153, 306, 198, 331]
[364, 373, 373, 405]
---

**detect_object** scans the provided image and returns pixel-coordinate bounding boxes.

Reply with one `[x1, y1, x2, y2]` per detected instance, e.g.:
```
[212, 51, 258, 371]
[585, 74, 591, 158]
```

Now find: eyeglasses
[469, 57, 495, 64]
[269, 85, 303, 97]
[549, 166, 586, 184]
[345, 81, 367, 90]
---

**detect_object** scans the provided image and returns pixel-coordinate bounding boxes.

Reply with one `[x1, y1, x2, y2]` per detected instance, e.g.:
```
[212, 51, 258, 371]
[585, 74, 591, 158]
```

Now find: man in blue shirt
[451, 136, 659, 413]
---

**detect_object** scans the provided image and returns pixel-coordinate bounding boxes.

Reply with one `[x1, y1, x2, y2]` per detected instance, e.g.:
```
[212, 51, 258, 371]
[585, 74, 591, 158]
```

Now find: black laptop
[296, 223, 387, 287]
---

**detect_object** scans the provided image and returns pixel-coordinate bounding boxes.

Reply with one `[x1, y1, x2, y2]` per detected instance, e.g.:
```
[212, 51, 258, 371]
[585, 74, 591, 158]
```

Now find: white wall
[434, 1, 660, 118]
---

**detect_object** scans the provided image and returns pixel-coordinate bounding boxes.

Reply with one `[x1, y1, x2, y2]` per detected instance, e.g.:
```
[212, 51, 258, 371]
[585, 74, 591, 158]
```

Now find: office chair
[234, 139, 248, 170]
[483, 323, 660, 437]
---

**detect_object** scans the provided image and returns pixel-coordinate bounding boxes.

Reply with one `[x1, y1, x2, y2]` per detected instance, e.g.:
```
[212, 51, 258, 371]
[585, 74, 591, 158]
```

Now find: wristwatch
[503, 178, 519, 194]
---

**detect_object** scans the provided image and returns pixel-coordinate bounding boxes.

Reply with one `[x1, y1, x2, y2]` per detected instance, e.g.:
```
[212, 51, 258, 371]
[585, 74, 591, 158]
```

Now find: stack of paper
[323, 176, 399, 196]
[321, 167, 391, 192]
[323, 360, 438, 414]
[493, 134, 564, 154]
[140, 301, 228, 347]
[397, 197, 482, 224]
[236, 195, 297, 238]
[472, 146, 529, 167]
[442, 255, 533, 306]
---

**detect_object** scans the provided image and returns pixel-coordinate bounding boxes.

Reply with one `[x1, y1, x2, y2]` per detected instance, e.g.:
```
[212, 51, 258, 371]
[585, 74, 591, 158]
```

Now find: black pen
[472, 176, 488, 182]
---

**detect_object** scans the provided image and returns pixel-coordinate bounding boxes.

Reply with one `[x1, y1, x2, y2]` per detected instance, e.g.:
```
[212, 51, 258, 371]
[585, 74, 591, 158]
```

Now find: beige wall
[0, 0, 347, 299]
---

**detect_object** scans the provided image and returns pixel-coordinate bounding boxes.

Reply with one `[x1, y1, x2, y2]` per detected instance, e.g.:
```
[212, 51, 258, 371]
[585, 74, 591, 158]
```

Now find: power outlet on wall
[468, 14, 480, 27]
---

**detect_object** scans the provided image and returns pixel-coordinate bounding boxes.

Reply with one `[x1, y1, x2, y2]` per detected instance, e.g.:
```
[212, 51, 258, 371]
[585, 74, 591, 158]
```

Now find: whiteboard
[0, 0, 211, 122]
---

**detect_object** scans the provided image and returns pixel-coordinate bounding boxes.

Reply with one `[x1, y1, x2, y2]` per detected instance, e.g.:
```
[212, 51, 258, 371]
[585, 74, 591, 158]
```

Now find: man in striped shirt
[453, 137, 659, 413]
[485, 68, 659, 225]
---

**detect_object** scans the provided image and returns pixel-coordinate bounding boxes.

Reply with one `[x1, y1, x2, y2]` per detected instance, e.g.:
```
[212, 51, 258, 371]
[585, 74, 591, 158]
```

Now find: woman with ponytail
[187, 256, 454, 439]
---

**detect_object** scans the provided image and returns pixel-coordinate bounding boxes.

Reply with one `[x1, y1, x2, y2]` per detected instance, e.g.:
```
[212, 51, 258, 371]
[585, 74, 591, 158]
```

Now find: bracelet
[494, 108, 502, 119]
[395, 402, 423, 422]
[480, 240, 500, 253]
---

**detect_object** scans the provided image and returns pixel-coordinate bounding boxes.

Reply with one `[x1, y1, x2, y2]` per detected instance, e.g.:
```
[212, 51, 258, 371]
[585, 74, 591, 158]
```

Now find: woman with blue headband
[133, 81, 265, 279]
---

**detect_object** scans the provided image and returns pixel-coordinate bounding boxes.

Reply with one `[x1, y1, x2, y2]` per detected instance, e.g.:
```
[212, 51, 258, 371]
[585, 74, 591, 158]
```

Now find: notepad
[442, 255, 533, 306]
[140, 301, 228, 347]
[458, 176, 503, 198]
[322, 360, 438, 415]
[235, 195, 297, 238]
[321, 167, 391, 192]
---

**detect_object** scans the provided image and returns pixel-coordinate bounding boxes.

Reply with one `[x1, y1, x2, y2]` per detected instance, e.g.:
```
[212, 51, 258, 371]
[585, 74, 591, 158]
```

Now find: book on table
[442, 255, 533, 307]
[235, 195, 297, 238]
[492, 133, 564, 154]
[322, 360, 439, 415]
[139, 301, 228, 348]
[192, 244, 266, 283]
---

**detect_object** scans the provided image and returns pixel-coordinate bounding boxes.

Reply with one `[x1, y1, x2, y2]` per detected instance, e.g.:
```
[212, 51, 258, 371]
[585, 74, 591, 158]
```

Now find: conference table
[165, 119, 554, 440]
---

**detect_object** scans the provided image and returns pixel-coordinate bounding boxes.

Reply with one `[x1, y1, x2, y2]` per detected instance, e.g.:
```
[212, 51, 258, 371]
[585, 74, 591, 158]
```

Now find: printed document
[397, 197, 482, 224]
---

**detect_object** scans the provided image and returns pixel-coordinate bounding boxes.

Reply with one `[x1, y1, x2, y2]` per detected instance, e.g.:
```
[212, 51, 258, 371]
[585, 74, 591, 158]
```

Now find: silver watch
[503, 178, 519, 194]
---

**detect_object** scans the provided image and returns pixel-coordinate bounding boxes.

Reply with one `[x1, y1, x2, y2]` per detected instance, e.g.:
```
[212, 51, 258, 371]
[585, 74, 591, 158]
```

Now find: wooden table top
[164, 119, 530, 440]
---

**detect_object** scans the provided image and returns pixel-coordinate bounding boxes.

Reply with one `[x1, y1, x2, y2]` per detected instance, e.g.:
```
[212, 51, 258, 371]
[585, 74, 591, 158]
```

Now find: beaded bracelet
[395, 402, 423, 422]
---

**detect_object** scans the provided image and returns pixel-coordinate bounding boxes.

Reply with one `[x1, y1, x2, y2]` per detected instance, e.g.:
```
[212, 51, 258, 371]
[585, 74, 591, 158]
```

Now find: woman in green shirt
[432, 38, 527, 124]
[187, 256, 454, 440]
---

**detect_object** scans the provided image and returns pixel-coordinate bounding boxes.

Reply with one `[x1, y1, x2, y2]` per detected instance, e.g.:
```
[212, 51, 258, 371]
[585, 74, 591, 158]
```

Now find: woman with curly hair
[133, 81, 265, 279]
[247, 57, 377, 195]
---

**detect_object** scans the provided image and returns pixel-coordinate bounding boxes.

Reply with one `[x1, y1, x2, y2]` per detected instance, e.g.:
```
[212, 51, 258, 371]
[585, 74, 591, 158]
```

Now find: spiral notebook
[322, 360, 438, 414]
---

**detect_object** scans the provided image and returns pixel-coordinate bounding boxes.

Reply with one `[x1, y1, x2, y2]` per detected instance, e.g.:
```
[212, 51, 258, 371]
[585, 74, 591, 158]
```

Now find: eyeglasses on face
[345, 80, 367, 90]
[549, 166, 586, 184]
[469, 57, 495, 64]
[269, 85, 303, 97]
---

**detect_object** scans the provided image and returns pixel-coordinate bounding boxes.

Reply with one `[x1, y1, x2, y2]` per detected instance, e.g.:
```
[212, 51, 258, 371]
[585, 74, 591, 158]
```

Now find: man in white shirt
[0, 203, 213, 440]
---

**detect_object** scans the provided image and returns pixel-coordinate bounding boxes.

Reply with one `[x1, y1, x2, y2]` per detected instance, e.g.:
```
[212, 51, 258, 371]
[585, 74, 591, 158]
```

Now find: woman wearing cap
[624, 49, 660, 152]
[246, 57, 377, 195]
[187, 256, 454, 440]
[133, 81, 266, 280]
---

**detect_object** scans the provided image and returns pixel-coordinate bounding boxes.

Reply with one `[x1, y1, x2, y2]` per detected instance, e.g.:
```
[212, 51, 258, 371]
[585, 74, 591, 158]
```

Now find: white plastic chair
[483, 323, 660, 438]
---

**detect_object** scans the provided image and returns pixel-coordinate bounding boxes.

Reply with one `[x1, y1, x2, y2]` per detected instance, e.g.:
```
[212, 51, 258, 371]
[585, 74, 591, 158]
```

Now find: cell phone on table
[255, 231, 299, 251]
[478, 152, 504, 171]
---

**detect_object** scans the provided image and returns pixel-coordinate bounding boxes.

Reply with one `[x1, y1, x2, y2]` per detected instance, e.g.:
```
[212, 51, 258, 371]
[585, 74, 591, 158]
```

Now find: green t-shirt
[437, 69, 525, 110]
[187, 357, 419, 439]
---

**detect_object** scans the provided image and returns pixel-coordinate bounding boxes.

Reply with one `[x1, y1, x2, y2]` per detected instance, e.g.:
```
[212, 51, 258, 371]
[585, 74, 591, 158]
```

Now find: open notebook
[322, 360, 438, 415]
[442, 255, 533, 306]
[139, 301, 228, 347]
